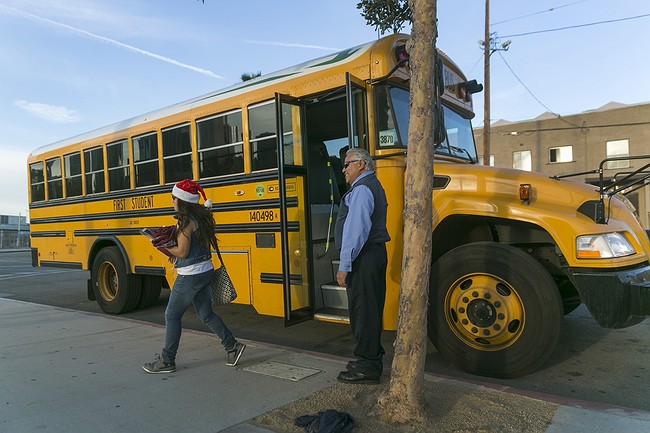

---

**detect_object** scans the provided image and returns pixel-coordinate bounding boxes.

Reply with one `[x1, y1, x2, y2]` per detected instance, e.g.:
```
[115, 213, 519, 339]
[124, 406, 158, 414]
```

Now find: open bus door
[346, 72, 367, 150]
[275, 93, 314, 325]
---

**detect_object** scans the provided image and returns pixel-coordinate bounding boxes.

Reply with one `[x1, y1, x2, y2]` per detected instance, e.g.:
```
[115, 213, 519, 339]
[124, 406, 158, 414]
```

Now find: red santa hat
[172, 179, 212, 208]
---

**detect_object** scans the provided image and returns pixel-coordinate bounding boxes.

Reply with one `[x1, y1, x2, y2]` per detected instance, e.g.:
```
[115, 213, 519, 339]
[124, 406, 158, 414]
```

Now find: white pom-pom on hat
[204, 199, 213, 209]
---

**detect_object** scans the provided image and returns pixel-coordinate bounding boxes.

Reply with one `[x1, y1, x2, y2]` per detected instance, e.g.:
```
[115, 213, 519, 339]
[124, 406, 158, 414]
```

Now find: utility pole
[483, 0, 490, 166]
[480, 0, 510, 166]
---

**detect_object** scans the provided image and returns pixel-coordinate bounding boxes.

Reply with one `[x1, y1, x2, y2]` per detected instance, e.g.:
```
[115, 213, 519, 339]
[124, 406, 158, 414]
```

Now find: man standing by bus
[335, 148, 390, 384]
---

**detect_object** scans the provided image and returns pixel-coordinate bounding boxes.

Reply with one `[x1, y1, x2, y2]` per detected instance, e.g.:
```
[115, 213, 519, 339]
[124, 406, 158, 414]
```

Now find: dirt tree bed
[252, 377, 557, 433]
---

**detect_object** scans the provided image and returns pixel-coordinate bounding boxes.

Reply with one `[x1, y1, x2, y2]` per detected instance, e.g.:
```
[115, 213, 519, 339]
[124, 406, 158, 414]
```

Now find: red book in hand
[141, 226, 177, 258]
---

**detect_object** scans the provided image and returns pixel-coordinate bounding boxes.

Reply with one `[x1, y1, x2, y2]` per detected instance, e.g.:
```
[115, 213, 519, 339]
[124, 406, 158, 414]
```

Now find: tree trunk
[375, 0, 437, 424]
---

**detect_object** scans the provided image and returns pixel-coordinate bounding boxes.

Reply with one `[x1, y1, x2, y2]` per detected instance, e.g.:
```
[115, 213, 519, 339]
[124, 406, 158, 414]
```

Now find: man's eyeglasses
[343, 159, 361, 169]
[171, 195, 177, 201]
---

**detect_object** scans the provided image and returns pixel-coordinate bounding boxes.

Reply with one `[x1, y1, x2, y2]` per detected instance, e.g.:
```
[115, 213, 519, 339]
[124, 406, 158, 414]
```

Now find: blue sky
[1, 0, 648, 217]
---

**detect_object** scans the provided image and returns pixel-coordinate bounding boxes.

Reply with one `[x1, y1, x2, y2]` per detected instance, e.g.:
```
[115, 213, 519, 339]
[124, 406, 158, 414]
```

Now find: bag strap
[214, 242, 226, 269]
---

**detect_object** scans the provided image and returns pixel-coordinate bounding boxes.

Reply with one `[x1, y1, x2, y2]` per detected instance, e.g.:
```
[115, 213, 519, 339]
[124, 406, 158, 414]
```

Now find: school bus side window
[30, 162, 45, 202]
[162, 123, 192, 183]
[107, 140, 130, 191]
[249, 102, 278, 171]
[64, 152, 82, 197]
[132, 132, 159, 187]
[46, 157, 63, 200]
[197, 110, 244, 178]
[375, 84, 408, 147]
[84, 147, 105, 194]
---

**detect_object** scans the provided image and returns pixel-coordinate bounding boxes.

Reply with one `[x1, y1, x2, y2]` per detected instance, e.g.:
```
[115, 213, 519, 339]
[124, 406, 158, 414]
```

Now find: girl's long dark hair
[175, 200, 218, 251]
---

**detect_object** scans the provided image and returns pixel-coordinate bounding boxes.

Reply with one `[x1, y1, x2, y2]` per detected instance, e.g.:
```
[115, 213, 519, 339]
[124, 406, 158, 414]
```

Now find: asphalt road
[1, 250, 648, 412]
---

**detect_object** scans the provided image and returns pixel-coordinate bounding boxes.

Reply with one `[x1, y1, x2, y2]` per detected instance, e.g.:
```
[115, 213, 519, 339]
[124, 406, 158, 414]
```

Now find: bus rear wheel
[428, 242, 563, 378]
[91, 246, 141, 314]
[137, 275, 163, 310]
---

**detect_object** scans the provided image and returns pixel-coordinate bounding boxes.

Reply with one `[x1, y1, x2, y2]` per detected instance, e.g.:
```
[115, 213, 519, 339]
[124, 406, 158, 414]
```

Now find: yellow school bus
[28, 33, 649, 378]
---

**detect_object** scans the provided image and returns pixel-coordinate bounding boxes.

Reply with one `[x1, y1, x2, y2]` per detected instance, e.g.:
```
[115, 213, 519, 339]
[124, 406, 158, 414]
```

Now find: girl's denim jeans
[162, 269, 236, 362]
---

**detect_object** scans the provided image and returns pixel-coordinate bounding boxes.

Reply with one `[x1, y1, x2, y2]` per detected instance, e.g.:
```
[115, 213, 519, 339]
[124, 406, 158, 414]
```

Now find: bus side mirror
[433, 55, 446, 145]
[461, 79, 483, 95]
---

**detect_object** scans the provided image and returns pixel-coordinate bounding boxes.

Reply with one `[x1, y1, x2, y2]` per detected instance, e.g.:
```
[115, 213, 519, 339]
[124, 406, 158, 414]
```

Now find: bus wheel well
[432, 215, 554, 261]
[88, 238, 131, 274]
[432, 215, 579, 313]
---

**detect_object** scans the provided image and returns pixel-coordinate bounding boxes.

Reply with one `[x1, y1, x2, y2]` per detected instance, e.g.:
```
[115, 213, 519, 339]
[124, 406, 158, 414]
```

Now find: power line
[502, 13, 650, 38]
[496, 51, 553, 113]
[466, 53, 484, 76]
[495, 120, 650, 135]
[492, 1, 590, 26]
[495, 51, 582, 129]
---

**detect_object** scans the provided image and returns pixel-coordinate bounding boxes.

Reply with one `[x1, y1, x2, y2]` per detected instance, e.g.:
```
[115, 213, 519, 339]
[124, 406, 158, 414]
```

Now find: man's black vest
[334, 172, 390, 250]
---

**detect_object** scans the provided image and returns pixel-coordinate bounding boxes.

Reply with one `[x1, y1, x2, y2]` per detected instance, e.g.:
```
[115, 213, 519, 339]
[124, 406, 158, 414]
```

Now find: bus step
[314, 308, 350, 324]
[331, 260, 340, 281]
[321, 283, 348, 310]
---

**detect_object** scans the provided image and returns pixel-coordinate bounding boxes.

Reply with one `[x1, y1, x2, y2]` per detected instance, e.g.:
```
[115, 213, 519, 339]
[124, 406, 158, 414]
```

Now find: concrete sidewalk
[1, 298, 648, 433]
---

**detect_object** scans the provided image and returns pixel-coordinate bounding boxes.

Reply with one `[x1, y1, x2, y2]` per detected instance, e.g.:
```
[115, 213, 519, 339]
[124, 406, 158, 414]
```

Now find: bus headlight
[576, 233, 635, 259]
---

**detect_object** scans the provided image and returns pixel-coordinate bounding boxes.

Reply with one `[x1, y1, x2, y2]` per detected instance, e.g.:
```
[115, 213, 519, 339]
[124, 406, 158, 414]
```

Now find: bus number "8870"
[250, 210, 276, 222]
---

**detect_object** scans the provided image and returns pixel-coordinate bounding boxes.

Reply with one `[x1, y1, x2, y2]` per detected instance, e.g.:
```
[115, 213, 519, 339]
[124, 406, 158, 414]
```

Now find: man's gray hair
[346, 148, 375, 172]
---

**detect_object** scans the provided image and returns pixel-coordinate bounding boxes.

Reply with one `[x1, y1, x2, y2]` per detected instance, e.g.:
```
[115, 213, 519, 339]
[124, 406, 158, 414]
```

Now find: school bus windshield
[375, 84, 477, 163]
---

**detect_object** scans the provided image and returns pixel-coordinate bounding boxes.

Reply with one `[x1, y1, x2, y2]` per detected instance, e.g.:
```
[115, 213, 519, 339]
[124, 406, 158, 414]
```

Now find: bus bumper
[570, 265, 650, 328]
[31, 248, 38, 267]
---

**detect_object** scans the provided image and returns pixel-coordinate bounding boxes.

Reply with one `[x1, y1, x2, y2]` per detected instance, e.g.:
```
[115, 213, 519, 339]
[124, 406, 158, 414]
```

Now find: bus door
[296, 75, 367, 324]
[275, 93, 313, 325]
[346, 73, 368, 151]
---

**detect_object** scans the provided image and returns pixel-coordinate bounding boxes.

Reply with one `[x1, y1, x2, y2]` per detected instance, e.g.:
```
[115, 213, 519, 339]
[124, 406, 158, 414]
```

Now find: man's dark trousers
[346, 242, 387, 376]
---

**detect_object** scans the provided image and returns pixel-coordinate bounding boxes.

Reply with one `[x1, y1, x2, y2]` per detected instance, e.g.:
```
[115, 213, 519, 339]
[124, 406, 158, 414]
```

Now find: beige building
[474, 101, 650, 228]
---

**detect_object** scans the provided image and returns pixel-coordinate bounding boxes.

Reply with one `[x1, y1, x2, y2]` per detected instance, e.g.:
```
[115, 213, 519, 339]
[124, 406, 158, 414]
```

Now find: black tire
[428, 242, 563, 378]
[91, 247, 141, 314]
[137, 275, 163, 310]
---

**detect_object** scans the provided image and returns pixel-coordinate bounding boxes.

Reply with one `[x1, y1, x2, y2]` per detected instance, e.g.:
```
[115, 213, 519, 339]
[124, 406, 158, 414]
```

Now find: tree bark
[375, 0, 437, 424]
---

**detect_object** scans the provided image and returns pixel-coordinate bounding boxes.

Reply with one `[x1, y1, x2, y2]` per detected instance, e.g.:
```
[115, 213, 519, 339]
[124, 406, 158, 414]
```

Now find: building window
[133, 132, 160, 187]
[197, 110, 244, 178]
[549, 145, 573, 164]
[513, 150, 532, 171]
[478, 154, 494, 166]
[84, 147, 105, 194]
[64, 152, 82, 197]
[606, 139, 629, 169]
[249, 102, 278, 171]
[162, 123, 192, 183]
[107, 140, 130, 191]
[30, 162, 45, 202]
[46, 157, 63, 200]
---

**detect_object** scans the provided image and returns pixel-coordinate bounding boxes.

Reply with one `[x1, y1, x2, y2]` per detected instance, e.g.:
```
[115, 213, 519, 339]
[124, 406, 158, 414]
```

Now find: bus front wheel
[91, 247, 141, 314]
[428, 242, 563, 378]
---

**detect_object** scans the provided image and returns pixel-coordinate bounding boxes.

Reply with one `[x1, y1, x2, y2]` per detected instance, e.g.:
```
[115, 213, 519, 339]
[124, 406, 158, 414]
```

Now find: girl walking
[142, 179, 245, 373]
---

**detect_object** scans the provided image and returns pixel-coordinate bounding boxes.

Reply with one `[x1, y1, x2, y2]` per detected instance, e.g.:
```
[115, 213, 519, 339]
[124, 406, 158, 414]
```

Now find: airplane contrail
[243, 39, 341, 52]
[0, 4, 223, 79]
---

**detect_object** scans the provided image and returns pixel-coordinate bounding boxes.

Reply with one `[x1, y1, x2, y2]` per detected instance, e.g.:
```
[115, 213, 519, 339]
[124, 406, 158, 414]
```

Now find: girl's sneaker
[225, 342, 246, 367]
[142, 354, 176, 373]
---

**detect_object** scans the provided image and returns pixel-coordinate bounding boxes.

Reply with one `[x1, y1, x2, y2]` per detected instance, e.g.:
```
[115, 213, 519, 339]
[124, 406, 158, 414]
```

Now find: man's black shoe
[346, 360, 383, 374]
[337, 369, 380, 384]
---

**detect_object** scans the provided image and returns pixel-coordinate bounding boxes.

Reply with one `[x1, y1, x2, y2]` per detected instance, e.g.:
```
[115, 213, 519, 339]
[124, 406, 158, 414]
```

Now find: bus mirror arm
[367, 57, 410, 85]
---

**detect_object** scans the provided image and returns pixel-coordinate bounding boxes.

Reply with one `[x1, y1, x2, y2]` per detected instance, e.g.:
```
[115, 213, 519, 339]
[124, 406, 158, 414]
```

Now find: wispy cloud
[243, 39, 342, 52]
[14, 100, 81, 123]
[0, 4, 222, 79]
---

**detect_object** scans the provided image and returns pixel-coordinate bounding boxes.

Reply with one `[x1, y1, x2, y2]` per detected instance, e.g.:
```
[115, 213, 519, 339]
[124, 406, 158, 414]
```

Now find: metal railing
[552, 155, 650, 224]
[0, 230, 30, 249]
